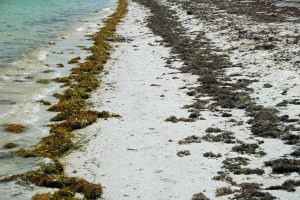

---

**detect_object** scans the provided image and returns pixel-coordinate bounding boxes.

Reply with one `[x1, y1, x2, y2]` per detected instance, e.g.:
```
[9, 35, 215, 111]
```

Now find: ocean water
[0, 0, 116, 198]
[0, 0, 111, 66]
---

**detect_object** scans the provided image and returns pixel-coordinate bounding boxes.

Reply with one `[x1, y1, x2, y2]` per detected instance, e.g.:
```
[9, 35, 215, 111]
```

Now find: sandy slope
[64, 2, 220, 199]
[64, 0, 300, 199]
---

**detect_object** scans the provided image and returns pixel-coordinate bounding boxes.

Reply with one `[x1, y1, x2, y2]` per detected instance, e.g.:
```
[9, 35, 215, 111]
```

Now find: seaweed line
[2, 0, 128, 199]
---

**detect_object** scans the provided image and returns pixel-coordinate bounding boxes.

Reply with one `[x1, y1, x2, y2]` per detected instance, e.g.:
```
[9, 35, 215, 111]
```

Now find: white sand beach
[63, 0, 300, 199]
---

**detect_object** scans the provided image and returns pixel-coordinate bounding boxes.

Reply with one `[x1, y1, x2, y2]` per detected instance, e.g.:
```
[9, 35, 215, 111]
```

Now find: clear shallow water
[0, 0, 115, 198]
[0, 0, 110, 66]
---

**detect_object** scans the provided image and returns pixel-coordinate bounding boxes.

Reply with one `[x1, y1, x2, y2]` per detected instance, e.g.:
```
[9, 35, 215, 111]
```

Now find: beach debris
[203, 152, 221, 158]
[191, 193, 210, 200]
[150, 83, 160, 86]
[216, 187, 233, 197]
[232, 143, 266, 156]
[165, 116, 194, 123]
[205, 127, 222, 133]
[178, 135, 201, 145]
[263, 83, 273, 88]
[221, 112, 232, 117]
[177, 150, 191, 157]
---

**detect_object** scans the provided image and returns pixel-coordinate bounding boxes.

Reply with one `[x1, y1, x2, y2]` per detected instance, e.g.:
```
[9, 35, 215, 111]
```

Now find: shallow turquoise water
[0, 0, 109, 66]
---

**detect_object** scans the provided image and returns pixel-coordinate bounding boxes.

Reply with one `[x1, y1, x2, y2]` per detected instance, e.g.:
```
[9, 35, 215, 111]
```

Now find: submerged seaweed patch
[13, 0, 128, 199]
[37, 99, 51, 106]
[3, 124, 26, 133]
[3, 142, 18, 149]
[68, 56, 81, 64]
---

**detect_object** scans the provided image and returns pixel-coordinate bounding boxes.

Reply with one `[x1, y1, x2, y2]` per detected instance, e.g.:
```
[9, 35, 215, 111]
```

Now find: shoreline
[0, 0, 299, 199]
[0, 0, 127, 199]
[66, 0, 300, 199]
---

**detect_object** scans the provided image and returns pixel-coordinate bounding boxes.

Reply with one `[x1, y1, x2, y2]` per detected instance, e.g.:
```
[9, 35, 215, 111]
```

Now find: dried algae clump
[192, 193, 210, 200]
[14, 0, 128, 199]
[178, 135, 201, 144]
[265, 179, 300, 192]
[4, 124, 26, 133]
[265, 159, 300, 174]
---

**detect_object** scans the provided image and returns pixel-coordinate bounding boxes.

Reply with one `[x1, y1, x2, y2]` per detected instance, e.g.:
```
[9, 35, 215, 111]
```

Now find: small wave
[76, 27, 85, 31]
[37, 51, 48, 61]
[103, 7, 111, 11]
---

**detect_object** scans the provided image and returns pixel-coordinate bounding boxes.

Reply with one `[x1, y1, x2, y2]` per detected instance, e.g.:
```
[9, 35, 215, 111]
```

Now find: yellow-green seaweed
[4, 124, 26, 133]
[3, 142, 18, 149]
[14, 0, 128, 199]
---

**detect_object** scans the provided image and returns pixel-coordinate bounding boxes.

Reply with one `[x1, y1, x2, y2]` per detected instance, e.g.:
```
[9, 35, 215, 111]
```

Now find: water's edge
[0, 0, 119, 198]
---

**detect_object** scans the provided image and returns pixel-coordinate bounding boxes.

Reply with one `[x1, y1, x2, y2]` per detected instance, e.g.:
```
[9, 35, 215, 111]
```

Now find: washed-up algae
[132, 0, 300, 198]
[12, 0, 128, 199]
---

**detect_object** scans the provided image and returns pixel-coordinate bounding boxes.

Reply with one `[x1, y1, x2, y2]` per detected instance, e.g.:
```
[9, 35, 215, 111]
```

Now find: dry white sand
[65, 2, 223, 199]
[64, 1, 300, 199]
